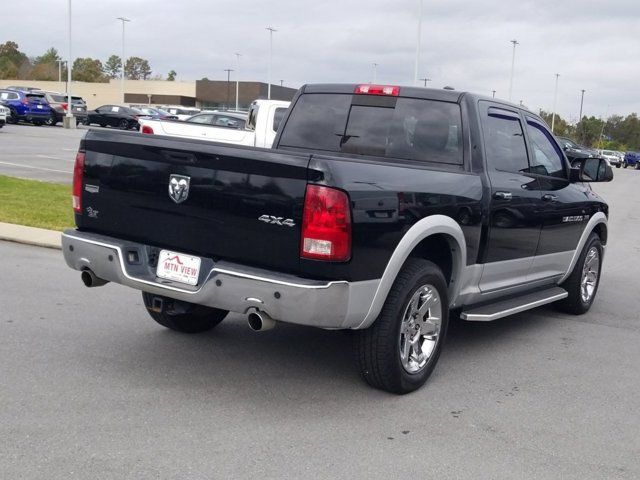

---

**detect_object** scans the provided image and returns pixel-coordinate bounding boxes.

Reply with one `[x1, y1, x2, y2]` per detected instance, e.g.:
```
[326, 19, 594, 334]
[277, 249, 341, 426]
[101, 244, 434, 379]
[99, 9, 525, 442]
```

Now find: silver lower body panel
[61, 230, 379, 330]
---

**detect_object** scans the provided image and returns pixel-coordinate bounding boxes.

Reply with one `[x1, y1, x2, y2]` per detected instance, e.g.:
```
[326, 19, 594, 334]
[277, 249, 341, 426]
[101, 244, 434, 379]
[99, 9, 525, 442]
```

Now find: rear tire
[142, 292, 228, 333]
[556, 233, 603, 315]
[99, 122, 107, 128]
[118, 119, 129, 130]
[355, 258, 449, 394]
[46, 113, 58, 126]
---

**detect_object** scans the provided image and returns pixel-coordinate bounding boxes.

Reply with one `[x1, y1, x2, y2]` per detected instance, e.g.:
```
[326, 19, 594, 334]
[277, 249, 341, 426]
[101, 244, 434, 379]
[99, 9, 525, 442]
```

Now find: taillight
[354, 84, 400, 96]
[61, 103, 68, 111]
[72, 151, 85, 213]
[301, 185, 351, 262]
[141, 125, 154, 134]
[21, 97, 29, 105]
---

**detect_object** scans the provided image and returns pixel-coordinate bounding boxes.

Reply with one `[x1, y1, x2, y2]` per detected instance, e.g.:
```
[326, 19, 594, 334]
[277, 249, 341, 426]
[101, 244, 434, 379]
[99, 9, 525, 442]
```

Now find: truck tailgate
[78, 129, 310, 273]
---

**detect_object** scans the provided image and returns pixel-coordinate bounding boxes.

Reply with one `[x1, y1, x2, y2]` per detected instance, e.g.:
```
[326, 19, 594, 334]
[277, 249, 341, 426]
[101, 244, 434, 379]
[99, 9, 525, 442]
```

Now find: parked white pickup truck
[139, 99, 290, 148]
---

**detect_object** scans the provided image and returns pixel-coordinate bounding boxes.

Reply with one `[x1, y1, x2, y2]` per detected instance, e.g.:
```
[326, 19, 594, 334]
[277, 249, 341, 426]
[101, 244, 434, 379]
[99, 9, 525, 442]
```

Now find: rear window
[26, 94, 46, 103]
[51, 95, 67, 102]
[278, 93, 463, 165]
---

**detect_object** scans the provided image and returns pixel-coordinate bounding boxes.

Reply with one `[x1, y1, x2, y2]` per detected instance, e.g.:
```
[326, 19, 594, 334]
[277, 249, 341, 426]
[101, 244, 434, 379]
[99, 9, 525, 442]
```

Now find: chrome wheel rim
[399, 284, 442, 374]
[580, 247, 600, 303]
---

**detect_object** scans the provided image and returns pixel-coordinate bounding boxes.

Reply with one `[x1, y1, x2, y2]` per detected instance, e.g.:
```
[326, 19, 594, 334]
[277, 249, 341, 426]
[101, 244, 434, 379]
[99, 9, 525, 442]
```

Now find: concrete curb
[0, 222, 62, 250]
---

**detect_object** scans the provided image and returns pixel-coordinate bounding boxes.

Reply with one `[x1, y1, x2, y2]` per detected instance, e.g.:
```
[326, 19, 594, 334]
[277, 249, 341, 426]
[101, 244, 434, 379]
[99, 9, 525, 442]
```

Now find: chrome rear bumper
[61, 230, 378, 329]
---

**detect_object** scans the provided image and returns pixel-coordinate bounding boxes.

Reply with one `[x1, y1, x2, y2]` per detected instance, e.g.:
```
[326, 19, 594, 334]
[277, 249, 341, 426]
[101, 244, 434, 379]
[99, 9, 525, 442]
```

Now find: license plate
[77, 108, 84, 111]
[156, 250, 201, 285]
[36, 105, 43, 109]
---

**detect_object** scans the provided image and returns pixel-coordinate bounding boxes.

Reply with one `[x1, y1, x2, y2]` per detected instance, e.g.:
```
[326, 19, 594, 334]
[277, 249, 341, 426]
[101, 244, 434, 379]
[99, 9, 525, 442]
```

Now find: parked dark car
[184, 111, 247, 129]
[39, 92, 88, 126]
[134, 107, 178, 121]
[86, 105, 144, 129]
[623, 151, 640, 169]
[556, 136, 600, 162]
[0, 89, 54, 125]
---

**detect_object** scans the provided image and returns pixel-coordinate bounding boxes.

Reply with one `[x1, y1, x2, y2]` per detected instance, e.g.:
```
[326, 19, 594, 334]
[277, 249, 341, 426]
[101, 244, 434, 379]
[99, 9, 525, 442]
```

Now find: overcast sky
[4, 0, 639, 120]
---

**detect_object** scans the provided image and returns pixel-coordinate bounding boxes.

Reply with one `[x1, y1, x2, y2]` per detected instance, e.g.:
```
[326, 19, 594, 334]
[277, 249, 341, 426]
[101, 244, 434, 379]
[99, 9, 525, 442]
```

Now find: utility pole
[492, 90, 496, 98]
[64, 0, 74, 128]
[224, 69, 234, 110]
[413, 0, 423, 86]
[551, 73, 560, 133]
[234, 53, 241, 111]
[419, 77, 431, 87]
[508, 39, 519, 101]
[117, 17, 130, 105]
[266, 26, 277, 99]
[372, 63, 378, 83]
[578, 89, 586, 143]
[280, 80, 283, 87]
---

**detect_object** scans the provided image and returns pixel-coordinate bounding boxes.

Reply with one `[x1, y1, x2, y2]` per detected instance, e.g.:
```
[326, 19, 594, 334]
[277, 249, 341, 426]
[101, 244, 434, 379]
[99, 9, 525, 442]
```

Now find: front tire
[7, 109, 18, 124]
[118, 118, 129, 130]
[355, 258, 449, 394]
[46, 113, 58, 126]
[142, 292, 228, 333]
[557, 233, 603, 315]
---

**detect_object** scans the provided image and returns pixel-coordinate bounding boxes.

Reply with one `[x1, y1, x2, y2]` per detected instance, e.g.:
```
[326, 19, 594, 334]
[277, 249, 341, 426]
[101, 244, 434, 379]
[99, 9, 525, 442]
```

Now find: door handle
[493, 191, 512, 200]
[542, 194, 558, 202]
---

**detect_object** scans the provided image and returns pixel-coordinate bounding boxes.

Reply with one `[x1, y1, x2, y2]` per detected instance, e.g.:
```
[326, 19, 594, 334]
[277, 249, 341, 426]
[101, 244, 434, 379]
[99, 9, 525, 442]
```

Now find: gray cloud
[4, 0, 639, 119]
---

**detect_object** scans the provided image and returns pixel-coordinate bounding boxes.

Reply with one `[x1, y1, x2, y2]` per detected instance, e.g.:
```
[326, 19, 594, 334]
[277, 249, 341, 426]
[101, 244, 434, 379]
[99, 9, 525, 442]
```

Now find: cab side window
[483, 108, 529, 173]
[525, 120, 567, 178]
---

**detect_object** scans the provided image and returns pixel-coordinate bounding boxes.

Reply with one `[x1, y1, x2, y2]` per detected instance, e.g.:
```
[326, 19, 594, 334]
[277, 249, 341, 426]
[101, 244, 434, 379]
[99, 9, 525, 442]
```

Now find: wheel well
[593, 222, 607, 245]
[409, 234, 454, 286]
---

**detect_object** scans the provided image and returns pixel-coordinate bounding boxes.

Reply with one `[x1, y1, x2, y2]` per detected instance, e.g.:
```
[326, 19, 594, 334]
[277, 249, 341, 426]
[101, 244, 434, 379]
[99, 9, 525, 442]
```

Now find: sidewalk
[0, 222, 61, 249]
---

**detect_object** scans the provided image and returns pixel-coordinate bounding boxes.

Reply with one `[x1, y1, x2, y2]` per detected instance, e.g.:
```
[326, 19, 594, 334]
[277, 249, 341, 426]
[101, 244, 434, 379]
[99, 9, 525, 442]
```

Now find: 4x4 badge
[258, 215, 295, 227]
[169, 174, 190, 204]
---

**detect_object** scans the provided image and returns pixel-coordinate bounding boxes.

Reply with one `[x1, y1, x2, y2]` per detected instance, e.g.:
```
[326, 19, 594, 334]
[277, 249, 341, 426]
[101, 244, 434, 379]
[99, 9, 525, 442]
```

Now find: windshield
[279, 93, 463, 165]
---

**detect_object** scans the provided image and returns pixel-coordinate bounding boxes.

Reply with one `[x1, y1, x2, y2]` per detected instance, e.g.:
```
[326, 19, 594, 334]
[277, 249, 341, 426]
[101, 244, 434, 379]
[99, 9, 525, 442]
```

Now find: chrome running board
[460, 287, 568, 322]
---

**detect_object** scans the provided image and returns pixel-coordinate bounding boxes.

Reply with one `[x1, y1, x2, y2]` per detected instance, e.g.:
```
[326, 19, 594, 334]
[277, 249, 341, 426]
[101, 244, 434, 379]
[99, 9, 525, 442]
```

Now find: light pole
[266, 26, 277, 99]
[65, 0, 74, 128]
[413, 0, 423, 86]
[508, 39, 519, 101]
[372, 63, 378, 83]
[419, 77, 431, 87]
[224, 69, 234, 110]
[492, 90, 496, 98]
[578, 89, 586, 143]
[280, 80, 283, 87]
[598, 105, 609, 149]
[117, 16, 130, 105]
[234, 53, 241, 111]
[551, 73, 560, 133]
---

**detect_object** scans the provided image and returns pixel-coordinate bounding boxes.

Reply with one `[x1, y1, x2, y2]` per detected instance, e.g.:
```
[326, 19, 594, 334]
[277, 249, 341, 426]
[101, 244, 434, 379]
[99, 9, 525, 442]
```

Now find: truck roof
[299, 83, 524, 110]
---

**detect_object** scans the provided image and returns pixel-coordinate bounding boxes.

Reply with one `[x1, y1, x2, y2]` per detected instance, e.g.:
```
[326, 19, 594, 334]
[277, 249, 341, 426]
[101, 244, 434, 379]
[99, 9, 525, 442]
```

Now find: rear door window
[272, 107, 287, 132]
[278, 93, 463, 164]
[188, 114, 214, 124]
[482, 107, 529, 173]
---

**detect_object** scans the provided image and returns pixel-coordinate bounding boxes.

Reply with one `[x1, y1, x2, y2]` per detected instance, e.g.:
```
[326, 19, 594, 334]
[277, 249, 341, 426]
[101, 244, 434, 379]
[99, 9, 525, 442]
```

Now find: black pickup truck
[62, 83, 613, 394]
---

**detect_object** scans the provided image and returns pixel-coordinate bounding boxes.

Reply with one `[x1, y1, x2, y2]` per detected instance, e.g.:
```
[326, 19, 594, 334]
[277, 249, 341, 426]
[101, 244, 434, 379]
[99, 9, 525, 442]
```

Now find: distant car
[86, 105, 145, 130]
[0, 89, 53, 126]
[134, 107, 178, 120]
[599, 150, 622, 168]
[0, 103, 8, 128]
[160, 106, 201, 121]
[184, 111, 247, 129]
[38, 92, 88, 126]
[556, 136, 600, 162]
[623, 152, 640, 169]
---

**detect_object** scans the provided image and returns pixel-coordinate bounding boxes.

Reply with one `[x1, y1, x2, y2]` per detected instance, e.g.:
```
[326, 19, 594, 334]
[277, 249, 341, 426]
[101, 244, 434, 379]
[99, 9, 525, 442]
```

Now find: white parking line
[0, 161, 69, 174]
[36, 154, 74, 163]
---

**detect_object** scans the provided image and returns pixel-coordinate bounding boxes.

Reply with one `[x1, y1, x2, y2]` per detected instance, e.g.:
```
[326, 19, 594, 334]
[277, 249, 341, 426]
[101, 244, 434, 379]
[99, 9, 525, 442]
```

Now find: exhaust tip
[81, 269, 108, 288]
[247, 310, 276, 331]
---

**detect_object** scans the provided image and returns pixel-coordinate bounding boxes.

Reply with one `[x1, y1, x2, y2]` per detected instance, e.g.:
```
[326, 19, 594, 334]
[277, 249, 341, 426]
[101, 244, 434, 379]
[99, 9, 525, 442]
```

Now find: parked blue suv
[0, 89, 53, 125]
[623, 151, 640, 169]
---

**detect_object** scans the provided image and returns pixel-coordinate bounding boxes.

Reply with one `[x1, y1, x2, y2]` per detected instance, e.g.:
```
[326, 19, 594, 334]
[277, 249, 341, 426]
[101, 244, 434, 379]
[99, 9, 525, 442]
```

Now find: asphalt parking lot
[1, 130, 639, 478]
[0, 123, 104, 184]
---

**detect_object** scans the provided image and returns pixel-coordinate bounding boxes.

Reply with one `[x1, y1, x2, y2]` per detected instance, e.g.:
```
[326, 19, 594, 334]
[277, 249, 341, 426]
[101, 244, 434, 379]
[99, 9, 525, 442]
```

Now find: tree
[167, 70, 176, 81]
[103, 55, 122, 79]
[124, 57, 152, 80]
[0, 41, 29, 79]
[31, 47, 61, 80]
[72, 57, 105, 82]
[539, 110, 572, 137]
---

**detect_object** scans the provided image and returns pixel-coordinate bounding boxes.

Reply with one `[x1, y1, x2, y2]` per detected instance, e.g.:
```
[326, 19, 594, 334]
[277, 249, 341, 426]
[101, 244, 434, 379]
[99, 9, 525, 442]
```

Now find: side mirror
[571, 158, 614, 182]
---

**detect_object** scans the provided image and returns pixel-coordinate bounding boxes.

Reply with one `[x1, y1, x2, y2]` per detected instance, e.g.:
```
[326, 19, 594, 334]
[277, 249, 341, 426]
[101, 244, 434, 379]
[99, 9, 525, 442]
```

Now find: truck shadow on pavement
[105, 306, 564, 399]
